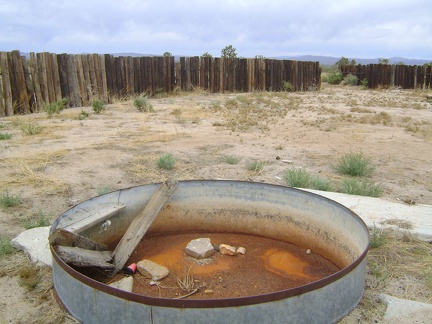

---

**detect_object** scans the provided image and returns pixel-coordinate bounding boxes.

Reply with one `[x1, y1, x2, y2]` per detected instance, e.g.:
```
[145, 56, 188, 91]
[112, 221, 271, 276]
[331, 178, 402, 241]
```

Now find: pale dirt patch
[0, 84, 431, 322]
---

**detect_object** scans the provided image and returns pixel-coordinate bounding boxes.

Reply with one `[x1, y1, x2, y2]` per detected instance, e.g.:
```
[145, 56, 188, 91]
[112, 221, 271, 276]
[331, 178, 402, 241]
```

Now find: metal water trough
[50, 180, 369, 324]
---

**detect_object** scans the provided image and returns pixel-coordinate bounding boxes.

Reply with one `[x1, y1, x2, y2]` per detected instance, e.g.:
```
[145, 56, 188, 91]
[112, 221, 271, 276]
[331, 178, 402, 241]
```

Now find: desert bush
[92, 100, 106, 113]
[341, 74, 358, 86]
[20, 120, 42, 135]
[23, 210, 51, 230]
[134, 95, 153, 112]
[339, 178, 383, 197]
[282, 81, 294, 92]
[284, 168, 311, 187]
[369, 225, 387, 249]
[326, 72, 343, 85]
[43, 98, 68, 116]
[0, 133, 12, 140]
[78, 109, 89, 120]
[0, 189, 22, 208]
[223, 155, 240, 165]
[361, 78, 368, 89]
[157, 154, 176, 170]
[246, 160, 265, 174]
[0, 236, 16, 257]
[335, 152, 374, 177]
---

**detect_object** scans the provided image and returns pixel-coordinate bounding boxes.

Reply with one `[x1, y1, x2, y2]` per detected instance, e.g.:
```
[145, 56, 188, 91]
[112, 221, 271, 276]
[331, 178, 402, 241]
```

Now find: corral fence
[0, 50, 321, 117]
[341, 64, 432, 89]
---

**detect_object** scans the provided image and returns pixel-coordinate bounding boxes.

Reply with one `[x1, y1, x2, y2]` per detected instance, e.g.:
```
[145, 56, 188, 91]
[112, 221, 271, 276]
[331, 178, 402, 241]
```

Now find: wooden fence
[341, 64, 432, 89]
[0, 50, 321, 116]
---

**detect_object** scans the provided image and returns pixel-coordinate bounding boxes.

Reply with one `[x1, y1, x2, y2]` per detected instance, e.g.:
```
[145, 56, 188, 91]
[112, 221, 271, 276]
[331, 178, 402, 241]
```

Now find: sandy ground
[0, 84, 431, 323]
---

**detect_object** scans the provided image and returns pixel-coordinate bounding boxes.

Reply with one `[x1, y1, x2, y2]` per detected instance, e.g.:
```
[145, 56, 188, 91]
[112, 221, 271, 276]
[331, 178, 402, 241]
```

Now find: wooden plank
[0, 52, 13, 116]
[111, 179, 177, 274]
[29, 53, 43, 112]
[10, 51, 30, 114]
[57, 54, 69, 100]
[49, 229, 109, 251]
[58, 203, 126, 234]
[56, 246, 114, 269]
[67, 55, 81, 107]
[51, 53, 62, 102]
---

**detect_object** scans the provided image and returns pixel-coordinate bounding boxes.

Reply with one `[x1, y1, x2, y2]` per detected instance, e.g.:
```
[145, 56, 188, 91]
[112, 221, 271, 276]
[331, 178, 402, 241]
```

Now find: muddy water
[120, 233, 340, 299]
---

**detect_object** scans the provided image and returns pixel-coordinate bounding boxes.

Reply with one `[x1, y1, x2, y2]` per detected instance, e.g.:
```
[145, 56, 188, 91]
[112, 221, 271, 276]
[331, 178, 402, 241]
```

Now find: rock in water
[185, 238, 216, 259]
[108, 276, 134, 292]
[219, 244, 238, 256]
[137, 259, 169, 280]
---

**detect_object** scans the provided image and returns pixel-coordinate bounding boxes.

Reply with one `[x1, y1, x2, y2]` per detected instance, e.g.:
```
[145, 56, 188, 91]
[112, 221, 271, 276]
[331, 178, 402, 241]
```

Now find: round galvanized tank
[50, 180, 369, 324]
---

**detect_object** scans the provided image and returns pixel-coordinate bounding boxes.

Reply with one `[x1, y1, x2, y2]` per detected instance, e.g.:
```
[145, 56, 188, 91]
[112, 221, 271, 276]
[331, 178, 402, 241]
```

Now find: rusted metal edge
[51, 245, 367, 309]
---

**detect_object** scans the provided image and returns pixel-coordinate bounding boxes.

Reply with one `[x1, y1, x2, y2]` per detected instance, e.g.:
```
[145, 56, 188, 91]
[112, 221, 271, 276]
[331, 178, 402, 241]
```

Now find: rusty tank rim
[50, 180, 369, 309]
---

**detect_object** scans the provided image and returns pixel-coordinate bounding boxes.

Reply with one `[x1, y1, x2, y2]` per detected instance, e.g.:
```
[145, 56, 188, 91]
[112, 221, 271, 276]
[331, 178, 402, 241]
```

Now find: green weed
[335, 152, 374, 177]
[369, 225, 387, 248]
[223, 155, 240, 165]
[339, 178, 383, 197]
[0, 236, 16, 258]
[43, 98, 68, 116]
[157, 154, 176, 170]
[341, 73, 358, 86]
[284, 168, 311, 187]
[23, 210, 51, 230]
[246, 160, 265, 174]
[92, 100, 106, 113]
[96, 186, 112, 195]
[0, 133, 12, 140]
[0, 189, 22, 208]
[78, 109, 89, 120]
[134, 95, 154, 112]
[20, 120, 42, 135]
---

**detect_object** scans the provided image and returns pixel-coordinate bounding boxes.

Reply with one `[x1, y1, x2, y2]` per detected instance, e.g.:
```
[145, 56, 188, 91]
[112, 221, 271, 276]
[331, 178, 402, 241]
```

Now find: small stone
[137, 259, 169, 281]
[108, 276, 133, 292]
[219, 244, 238, 256]
[204, 289, 214, 294]
[306, 249, 312, 254]
[185, 238, 216, 259]
[236, 246, 246, 255]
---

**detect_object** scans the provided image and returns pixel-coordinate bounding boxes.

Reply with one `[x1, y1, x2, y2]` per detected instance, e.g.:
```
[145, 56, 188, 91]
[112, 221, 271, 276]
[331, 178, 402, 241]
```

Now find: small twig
[175, 285, 205, 299]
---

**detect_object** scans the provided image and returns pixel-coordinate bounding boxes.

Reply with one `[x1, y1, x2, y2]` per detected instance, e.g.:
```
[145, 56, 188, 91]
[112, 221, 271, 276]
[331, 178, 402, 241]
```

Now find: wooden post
[111, 179, 177, 275]
[29, 53, 43, 112]
[0, 52, 13, 116]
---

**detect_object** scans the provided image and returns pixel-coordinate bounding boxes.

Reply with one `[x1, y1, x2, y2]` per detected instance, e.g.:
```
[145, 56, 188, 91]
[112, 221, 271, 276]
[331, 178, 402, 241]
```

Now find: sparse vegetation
[92, 99, 106, 113]
[0, 133, 12, 140]
[223, 155, 240, 165]
[19, 262, 42, 291]
[134, 95, 153, 112]
[341, 73, 358, 86]
[246, 160, 265, 174]
[0, 189, 22, 208]
[23, 209, 51, 230]
[96, 186, 112, 195]
[282, 80, 294, 92]
[325, 71, 343, 85]
[78, 109, 89, 120]
[20, 120, 42, 135]
[43, 98, 68, 116]
[335, 152, 374, 177]
[339, 178, 383, 197]
[369, 225, 387, 249]
[284, 169, 332, 191]
[0, 236, 16, 257]
[157, 154, 176, 170]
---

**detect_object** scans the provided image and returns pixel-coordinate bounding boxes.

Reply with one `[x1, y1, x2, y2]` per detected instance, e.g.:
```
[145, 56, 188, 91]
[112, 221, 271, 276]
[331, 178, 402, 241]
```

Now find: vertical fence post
[0, 52, 13, 116]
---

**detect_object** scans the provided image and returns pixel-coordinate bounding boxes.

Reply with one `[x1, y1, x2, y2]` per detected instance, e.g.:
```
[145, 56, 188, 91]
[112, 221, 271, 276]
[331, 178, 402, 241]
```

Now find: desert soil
[0, 84, 431, 323]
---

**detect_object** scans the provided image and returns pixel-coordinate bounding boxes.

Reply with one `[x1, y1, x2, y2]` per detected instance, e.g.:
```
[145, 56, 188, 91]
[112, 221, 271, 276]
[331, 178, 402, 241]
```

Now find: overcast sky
[1, 0, 431, 60]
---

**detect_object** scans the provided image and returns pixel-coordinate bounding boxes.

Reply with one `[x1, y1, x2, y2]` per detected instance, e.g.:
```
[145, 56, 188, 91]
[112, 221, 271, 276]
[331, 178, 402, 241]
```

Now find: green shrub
[284, 168, 311, 187]
[0, 133, 12, 140]
[310, 176, 333, 191]
[369, 225, 387, 248]
[20, 120, 42, 135]
[157, 154, 176, 170]
[246, 160, 265, 174]
[92, 100, 106, 113]
[0, 189, 22, 208]
[335, 152, 374, 177]
[134, 95, 153, 112]
[326, 72, 343, 85]
[0, 236, 16, 257]
[341, 73, 358, 86]
[43, 98, 68, 116]
[23, 210, 51, 229]
[361, 78, 368, 89]
[78, 109, 89, 120]
[339, 178, 383, 197]
[223, 155, 240, 165]
[282, 81, 294, 92]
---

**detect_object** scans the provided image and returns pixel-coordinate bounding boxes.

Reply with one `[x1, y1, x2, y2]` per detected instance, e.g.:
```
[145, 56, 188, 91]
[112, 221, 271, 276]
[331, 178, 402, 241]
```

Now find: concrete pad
[303, 189, 432, 241]
[380, 294, 432, 324]
[11, 226, 51, 267]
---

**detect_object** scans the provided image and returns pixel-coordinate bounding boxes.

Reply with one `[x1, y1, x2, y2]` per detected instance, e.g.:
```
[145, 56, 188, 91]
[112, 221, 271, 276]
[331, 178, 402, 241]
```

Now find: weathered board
[58, 203, 126, 234]
[56, 246, 114, 269]
[49, 229, 109, 251]
[111, 179, 177, 274]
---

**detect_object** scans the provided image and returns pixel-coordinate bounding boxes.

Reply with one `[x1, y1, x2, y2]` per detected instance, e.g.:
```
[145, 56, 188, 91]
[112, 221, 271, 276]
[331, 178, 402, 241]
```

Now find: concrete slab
[379, 294, 432, 324]
[303, 189, 432, 241]
[11, 226, 51, 267]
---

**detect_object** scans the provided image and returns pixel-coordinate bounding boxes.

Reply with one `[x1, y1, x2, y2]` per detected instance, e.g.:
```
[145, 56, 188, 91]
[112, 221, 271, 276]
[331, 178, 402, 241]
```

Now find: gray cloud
[1, 0, 431, 59]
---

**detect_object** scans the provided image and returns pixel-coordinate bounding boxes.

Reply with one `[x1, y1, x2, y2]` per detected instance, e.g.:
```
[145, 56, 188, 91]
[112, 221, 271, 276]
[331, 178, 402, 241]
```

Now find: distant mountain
[274, 55, 432, 66]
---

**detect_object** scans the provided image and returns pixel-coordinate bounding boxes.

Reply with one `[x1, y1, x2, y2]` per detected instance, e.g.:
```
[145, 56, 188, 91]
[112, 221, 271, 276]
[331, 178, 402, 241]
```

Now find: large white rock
[185, 238, 215, 259]
[11, 226, 51, 267]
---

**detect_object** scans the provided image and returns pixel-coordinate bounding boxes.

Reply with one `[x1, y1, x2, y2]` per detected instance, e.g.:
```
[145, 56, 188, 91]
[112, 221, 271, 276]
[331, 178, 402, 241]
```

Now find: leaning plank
[49, 229, 108, 251]
[56, 246, 114, 269]
[111, 179, 177, 275]
[58, 203, 125, 234]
